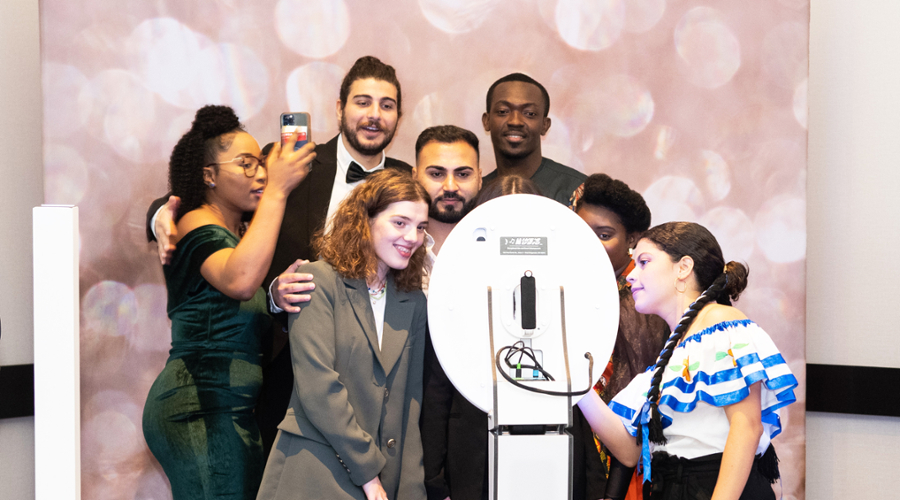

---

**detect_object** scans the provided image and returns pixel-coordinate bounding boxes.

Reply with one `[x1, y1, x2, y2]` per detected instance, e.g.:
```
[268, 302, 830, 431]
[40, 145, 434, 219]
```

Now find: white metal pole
[33, 205, 80, 500]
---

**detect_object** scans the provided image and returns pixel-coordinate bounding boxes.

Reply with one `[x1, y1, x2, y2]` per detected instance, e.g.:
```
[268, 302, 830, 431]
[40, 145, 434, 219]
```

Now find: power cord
[495, 341, 594, 397]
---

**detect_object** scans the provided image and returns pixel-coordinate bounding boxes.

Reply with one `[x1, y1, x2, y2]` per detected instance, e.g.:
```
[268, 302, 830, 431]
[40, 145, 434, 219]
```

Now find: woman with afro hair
[570, 174, 671, 500]
[142, 105, 315, 499]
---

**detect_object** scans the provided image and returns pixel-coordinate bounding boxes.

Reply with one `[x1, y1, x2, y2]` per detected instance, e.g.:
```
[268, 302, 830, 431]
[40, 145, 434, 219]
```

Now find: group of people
[140, 55, 798, 500]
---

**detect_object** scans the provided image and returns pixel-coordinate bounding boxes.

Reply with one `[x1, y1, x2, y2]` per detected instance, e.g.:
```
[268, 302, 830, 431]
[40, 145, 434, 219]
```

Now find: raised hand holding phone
[265, 130, 315, 199]
[281, 112, 311, 151]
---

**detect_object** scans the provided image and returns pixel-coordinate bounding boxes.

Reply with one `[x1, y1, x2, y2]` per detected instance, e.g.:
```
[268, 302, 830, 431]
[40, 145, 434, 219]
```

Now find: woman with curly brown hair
[257, 169, 430, 500]
[142, 105, 315, 500]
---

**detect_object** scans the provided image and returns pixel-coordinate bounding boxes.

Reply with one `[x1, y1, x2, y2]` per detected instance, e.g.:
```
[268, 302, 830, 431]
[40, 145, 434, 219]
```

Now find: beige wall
[0, 0, 42, 498]
[807, 0, 900, 498]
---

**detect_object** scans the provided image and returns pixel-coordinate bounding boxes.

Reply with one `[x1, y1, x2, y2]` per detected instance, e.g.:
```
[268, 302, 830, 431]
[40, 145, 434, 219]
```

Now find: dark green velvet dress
[142, 225, 271, 500]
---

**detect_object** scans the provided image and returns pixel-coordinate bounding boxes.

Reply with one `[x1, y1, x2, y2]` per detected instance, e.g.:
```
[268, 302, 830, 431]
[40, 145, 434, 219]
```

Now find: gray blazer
[257, 261, 427, 500]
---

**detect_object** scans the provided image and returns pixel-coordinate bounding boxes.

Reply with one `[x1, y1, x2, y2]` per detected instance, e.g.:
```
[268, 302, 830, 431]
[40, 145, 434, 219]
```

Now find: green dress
[142, 225, 272, 500]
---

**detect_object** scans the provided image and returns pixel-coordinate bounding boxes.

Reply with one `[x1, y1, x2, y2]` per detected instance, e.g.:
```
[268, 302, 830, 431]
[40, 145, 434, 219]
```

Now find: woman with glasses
[142, 105, 315, 500]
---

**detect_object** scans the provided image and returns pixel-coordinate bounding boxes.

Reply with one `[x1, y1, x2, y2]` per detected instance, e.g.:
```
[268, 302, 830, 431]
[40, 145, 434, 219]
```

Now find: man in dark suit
[419, 103, 604, 498]
[147, 55, 412, 456]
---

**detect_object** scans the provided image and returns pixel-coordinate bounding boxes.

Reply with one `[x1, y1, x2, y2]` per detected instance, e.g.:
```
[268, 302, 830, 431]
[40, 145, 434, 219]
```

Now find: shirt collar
[424, 230, 435, 254]
[336, 134, 386, 179]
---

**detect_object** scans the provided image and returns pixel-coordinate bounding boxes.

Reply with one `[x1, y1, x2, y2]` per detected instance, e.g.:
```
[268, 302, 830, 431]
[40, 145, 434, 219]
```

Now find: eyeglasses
[207, 155, 265, 177]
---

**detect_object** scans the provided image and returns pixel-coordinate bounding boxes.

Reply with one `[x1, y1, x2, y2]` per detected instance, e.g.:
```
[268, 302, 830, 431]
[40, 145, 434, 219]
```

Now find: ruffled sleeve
[608, 369, 655, 438]
[656, 319, 798, 439]
[608, 320, 798, 438]
[606, 319, 797, 480]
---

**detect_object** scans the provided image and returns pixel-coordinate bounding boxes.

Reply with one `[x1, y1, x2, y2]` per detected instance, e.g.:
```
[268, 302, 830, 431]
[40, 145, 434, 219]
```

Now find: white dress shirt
[326, 134, 386, 223]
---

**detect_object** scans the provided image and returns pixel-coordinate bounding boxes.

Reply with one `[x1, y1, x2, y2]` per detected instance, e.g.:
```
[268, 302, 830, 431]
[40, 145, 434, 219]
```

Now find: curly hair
[573, 174, 651, 235]
[168, 105, 245, 221]
[636, 222, 749, 445]
[313, 169, 430, 292]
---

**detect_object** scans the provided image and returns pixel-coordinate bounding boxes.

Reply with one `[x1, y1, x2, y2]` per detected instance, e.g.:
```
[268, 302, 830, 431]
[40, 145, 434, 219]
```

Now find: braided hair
[168, 105, 245, 221]
[638, 222, 749, 445]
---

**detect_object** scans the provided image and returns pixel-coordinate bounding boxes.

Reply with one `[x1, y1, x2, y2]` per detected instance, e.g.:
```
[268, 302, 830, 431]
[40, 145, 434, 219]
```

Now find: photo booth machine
[428, 195, 620, 500]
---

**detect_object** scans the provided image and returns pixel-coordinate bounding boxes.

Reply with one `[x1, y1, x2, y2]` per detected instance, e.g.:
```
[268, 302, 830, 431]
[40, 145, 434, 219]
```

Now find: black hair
[260, 142, 275, 159]
[485, 73, 550, 117]
[414, 125, 480, 160]
[574, 174, 651, 234]
[168, 105, 244, 221]
[339, 56, 402, 117]
[474, 175, 543, 206]
[637, 222, 749, 445]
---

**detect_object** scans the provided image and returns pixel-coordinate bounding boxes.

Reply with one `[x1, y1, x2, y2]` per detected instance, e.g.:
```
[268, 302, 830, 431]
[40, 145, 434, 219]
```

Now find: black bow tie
[346, 161, 375, 183]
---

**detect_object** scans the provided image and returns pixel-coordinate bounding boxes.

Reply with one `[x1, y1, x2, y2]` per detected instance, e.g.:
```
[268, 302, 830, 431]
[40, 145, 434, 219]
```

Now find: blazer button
[384, 388, 389, 399]
[386, 438, 396, 448]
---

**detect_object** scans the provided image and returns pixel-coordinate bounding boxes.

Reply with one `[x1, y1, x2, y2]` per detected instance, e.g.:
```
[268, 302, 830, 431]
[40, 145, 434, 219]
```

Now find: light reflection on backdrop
[702, 150, 731, 202]
[701, 206, 755, 263]
[419, 0, 502, 34]
[555, 0, 625, 51]
[285, 62, 346, 136]
[44, 144, 90, 205]
[42, 63, 92, 139]
[643, 175, 706, 223]
[622, 0, 666, 34]
[674, 7, 741, 89]
[275, 0, 350, 57]
[39, 0, 809, 498]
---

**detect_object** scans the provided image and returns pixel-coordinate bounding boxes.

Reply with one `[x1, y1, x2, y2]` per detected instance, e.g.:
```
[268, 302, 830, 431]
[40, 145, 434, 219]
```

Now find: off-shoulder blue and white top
[608, 319, 798, 468]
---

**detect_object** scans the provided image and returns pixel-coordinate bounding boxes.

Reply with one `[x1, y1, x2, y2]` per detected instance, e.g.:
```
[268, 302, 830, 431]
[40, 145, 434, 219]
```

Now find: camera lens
[283, 114, 295, 126]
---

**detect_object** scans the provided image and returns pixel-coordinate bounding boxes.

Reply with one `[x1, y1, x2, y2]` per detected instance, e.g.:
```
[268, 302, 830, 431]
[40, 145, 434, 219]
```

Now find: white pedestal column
[33, 205, 80, 500]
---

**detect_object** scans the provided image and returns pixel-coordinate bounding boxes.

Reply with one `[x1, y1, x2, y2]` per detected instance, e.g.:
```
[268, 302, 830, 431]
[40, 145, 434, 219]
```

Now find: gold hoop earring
[674, 279, 686, 294]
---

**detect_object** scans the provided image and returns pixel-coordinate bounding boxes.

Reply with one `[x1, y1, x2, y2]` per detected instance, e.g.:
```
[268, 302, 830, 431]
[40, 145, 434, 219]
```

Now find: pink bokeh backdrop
[40, 0, 808, 498]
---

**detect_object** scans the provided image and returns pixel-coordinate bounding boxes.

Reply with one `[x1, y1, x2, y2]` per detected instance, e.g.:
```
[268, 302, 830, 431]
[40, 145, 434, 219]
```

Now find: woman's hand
[362, 476, 388, 500]
[577, 391, 640, 467]
[264, 134, 316, 199]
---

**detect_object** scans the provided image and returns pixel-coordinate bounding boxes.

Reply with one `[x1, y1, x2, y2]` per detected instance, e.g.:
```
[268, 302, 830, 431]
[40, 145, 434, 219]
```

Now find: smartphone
[280, 112, 311, 151]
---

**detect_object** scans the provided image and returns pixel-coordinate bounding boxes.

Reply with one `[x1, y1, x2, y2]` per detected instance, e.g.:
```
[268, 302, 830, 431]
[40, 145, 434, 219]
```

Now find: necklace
[368, 282, 386, 302]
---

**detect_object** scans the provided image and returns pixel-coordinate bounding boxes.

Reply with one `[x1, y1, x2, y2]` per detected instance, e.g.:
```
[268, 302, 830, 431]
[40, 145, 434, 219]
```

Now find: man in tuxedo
[147, 55, 412, 456]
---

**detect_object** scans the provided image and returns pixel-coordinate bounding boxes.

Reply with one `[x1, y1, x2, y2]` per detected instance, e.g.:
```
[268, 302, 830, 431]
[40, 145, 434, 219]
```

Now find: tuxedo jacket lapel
[306, 136, 338, 243]
[266, 135, 339, 286]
